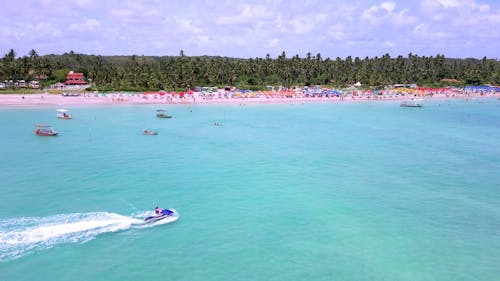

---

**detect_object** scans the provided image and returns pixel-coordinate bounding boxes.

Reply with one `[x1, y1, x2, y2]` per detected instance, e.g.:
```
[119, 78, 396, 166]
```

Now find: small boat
[143, 130, 158, 135]
[400, 98, 423, 107]
[35, 124, 58, 136]
[156, 109, 172, 118]
[56, 109, 72, 119]
[144, 208, 177, 223]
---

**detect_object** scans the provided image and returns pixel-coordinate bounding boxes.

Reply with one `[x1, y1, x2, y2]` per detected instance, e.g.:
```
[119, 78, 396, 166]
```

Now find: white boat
[143, 129, 158, 135]
[156, 109, 172, 118]
[35, 124, 58, 136]
[56, 109, 72, 119]
[400, 98, 423, 107]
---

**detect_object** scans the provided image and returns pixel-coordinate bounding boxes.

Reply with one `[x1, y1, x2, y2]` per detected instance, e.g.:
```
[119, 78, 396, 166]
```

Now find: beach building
[14, 80, 27, 88]
[51, 82, 65, 90]
[28, 69, 48, 80]
[392, 84, 417, 89]
[29, 81, 40, 89]
[65, 71, 88, 86]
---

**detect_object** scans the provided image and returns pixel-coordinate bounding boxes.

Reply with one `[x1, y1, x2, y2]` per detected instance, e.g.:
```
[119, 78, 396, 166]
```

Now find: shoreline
[0, 92, 497, 107]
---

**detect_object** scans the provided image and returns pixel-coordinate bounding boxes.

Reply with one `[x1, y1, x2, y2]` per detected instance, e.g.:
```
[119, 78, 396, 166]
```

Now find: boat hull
[35, 130, 58, 136]
[144, 209, 177, 223]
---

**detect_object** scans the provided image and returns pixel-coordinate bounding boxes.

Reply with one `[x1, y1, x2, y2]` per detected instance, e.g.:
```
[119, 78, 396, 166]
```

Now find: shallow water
[1, 99, 499, 281]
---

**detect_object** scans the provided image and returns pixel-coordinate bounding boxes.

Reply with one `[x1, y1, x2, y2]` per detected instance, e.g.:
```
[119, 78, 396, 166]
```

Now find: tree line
[0, 49, 498, 91]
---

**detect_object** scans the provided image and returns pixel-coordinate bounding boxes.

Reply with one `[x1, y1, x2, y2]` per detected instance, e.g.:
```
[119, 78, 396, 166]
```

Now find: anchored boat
[56, 109, 72, 119]
[156, 109, 172, 118]
[400, 98, 423, 107]
[35, 124, 58, 136]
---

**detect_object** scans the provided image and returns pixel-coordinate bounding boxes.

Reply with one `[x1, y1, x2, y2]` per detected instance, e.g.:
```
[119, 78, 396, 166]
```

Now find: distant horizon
[1, 0, 499, 60]
[3, 49, 499, 61]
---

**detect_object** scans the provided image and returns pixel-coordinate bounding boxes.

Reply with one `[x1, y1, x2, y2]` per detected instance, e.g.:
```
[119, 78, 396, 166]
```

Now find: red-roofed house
[65, 71, 88, 85]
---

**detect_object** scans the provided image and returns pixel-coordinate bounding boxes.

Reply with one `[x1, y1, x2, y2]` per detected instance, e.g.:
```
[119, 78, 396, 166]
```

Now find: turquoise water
[1, 99, 499, 281]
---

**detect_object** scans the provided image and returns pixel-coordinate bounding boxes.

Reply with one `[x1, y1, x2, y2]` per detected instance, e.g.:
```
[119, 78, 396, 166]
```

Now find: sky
[0, 0, 499, 59]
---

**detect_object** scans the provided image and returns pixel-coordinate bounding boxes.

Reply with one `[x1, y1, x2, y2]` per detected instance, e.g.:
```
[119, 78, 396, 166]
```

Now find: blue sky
[1, 0, 499, 59]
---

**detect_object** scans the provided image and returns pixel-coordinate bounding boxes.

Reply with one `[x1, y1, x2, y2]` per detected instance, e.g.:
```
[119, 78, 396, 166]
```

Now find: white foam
[0, 212, 145, 261]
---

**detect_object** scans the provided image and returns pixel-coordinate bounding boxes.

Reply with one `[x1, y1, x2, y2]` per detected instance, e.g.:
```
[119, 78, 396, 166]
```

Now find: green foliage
[264, 74, 281, 85]
[0, 50, 499, 91]
[51, 68, 69, 83]
[464, 77, 482, 85]
[241, 85, 265, 91]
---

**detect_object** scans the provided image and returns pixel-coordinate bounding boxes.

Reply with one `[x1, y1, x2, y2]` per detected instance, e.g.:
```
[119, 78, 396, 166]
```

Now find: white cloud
[274, 16, 288, 33]
[361, 5, 381, 23]
[381, 2, 396, 13]
[216, 4, 273, 25]
[70, 19, 100, 32]
[392, 9, 418, 25]
[361, 2, 416, 26]
[413, 23, 452, 39]
[422, 0, 491, 13]
[288, 18, 314, 34]
[419, 0, 500, 34]
[34, 22, 63, 38]
[1, 0, 498, 58]
[268, 38, 279, 48]
[328, 24, 346, 41]
[73, 0, 97, 8]
[194, 35, 210, 46]
[110, 9, 134, 17]
[383, 41, 396, 47]
[420, 0, 442, 12]
[176, 18, 203, 34]
[316, 13, 328, 24]
[240, 4, 271, 18]
[109, 1, 161, 20]
[6, 21, 64, 42]
[436, 0, 460, 8]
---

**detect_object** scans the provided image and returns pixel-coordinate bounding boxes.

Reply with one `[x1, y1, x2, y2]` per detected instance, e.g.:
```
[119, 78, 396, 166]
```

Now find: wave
[0, 211, 172, 262]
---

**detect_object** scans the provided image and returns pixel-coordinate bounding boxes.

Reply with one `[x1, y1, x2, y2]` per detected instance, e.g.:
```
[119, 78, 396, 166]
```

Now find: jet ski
[144, 208, 176, 223]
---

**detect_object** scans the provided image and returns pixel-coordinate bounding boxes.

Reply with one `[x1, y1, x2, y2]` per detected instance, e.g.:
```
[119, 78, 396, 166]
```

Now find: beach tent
[465, 85, 499, 91]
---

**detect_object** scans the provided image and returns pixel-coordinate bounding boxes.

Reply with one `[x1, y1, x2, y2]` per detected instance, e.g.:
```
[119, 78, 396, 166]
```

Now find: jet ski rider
[155, 206, 163, 214]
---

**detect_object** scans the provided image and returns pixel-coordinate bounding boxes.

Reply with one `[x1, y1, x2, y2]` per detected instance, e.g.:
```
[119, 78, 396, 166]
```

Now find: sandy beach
[0, 91, 496, 107]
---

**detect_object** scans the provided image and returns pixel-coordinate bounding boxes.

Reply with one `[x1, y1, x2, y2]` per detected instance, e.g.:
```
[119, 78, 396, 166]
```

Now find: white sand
[0, 91, 496, 107]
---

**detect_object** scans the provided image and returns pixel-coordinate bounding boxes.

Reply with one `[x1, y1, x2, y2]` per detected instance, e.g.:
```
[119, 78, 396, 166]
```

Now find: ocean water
[0, 98, 499, 281]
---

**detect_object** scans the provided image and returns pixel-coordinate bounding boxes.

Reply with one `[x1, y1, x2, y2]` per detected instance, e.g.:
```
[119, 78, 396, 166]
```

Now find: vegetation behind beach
[0, 49, 499, 92]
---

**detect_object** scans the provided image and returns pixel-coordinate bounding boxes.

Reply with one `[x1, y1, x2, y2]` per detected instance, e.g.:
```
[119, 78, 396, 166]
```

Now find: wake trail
[0, 212, 149, 262]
